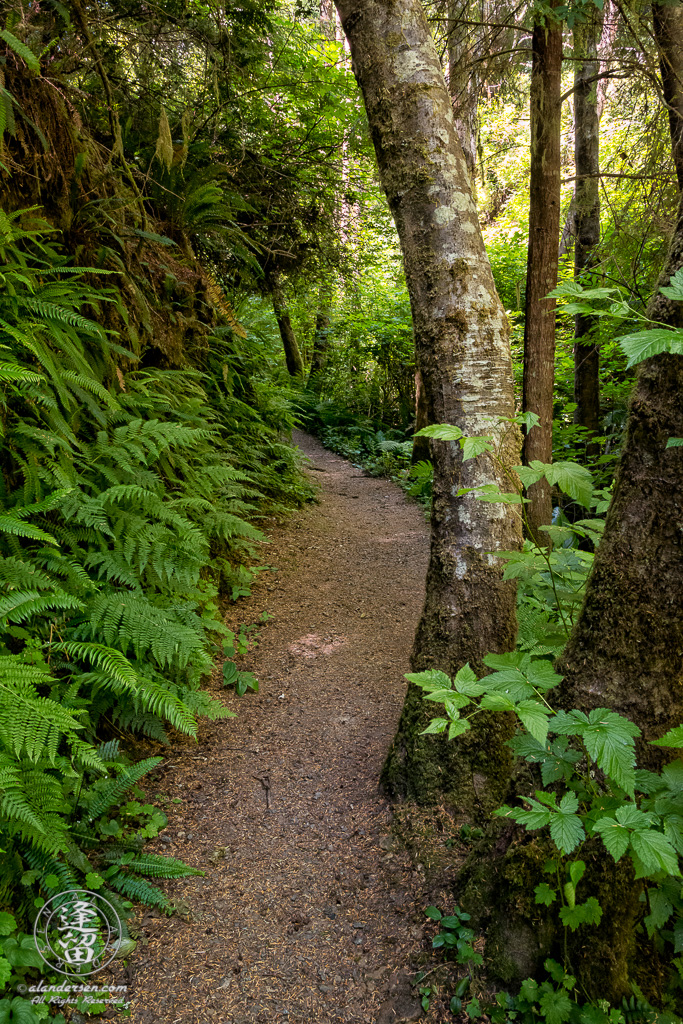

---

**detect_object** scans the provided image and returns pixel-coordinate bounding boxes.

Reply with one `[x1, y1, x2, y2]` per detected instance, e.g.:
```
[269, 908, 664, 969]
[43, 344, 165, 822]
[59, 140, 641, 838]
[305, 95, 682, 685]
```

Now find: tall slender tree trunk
[447, 0, 478, 185]
[335, 0, 523, 813]
[573, 7, 603, 446]
[320, 0, 338, 42]
[654, 2, 683, 189]
[309, 281, 333, 383]
[268, 272, 305, 378]
[558, 0, 615, 260]
[522, 10, 563, 538]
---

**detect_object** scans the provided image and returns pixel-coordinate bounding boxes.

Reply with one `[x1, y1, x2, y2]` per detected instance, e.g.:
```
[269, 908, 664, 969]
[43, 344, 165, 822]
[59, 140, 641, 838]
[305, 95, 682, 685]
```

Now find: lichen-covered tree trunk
[522, 11, 562, 539]
[268, 272, 305, 378]
[335, 0, 522, 812]
[573, 8, 603, 445]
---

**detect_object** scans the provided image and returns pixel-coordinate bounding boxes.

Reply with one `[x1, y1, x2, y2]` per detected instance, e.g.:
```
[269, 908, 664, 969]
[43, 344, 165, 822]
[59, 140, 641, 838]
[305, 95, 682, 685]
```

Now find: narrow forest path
[128, 430, 436, 1024]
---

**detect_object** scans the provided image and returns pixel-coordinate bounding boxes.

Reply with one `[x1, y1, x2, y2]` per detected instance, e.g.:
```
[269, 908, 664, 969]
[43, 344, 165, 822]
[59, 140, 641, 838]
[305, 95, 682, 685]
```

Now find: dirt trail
[129, 430, 435, 1024]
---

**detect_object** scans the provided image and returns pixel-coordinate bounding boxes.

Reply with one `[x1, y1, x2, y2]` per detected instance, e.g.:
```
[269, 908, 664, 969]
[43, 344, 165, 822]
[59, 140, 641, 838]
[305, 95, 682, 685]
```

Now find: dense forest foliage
[0, 0, 682, 1019]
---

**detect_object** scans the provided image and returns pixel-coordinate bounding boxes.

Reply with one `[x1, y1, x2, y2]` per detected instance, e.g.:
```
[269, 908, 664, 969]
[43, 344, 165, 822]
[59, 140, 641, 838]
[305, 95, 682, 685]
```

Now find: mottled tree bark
[335, 0, 522, 811]
[522, 11, 562, 538]
[573, 7, 603, 446]
[653, 1, 683, 189]
[268, 273, 305, 378]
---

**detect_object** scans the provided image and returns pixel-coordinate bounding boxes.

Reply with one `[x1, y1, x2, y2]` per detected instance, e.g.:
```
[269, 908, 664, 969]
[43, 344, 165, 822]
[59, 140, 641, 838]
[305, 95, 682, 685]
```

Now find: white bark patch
[434, 206, 456, 224]
[455, 553, 468, 579]
[393, 49, 432, 83]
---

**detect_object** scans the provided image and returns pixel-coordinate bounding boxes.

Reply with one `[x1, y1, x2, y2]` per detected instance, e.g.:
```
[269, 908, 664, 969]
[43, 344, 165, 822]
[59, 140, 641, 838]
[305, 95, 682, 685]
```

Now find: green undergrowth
[0, 207, 312, 1017]
[411, 422, 683, 1021]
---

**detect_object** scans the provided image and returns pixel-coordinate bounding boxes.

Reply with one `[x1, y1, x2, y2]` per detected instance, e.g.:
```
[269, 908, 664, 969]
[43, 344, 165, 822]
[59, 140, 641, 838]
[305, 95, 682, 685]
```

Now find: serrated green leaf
[534, 882, 556, 906]
[630, 829, 680, 877]
[415, 423, 463, 440]
[420, 718, 449, 735]
[549, 809, 585, 855]
[592, 817, 630, 861]
[666, 438, 683, 449]
[406, 670, 452, 692]
[516, 699, 551, 744]
[538, 987, 573, 1024]
[619, 328, 683, 368]
[559, 897, 602, 930]
[652, 725, 683, 749]
[448, 719, 471, 739]
[664, 815, 683, 854]
[582, 710, 639, 795]
[643, 887, 673, 936]
[462, 436, 494, 461]
[659, 268, 683, 301]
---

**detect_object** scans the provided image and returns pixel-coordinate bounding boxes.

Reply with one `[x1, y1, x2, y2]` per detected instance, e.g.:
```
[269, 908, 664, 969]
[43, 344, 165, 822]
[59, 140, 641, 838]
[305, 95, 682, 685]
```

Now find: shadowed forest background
[1, 0, 683, 1020]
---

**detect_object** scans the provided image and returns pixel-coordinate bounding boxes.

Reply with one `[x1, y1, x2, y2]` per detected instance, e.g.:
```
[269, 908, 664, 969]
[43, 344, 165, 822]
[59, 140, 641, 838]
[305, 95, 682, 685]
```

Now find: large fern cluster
[0, 208, 308, 917]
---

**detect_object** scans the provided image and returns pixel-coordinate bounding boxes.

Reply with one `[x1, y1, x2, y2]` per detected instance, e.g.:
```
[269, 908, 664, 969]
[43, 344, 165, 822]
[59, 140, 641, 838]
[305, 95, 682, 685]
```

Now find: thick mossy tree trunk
[522, 10, 562, 539]
[456, 186, 683, 1003]
[336, 0, 522, 813]
[267, 272, 305, 379]
[557, 205, 683, 764]
[573, 9, 603, 446]
[458, 200, 683, 1004]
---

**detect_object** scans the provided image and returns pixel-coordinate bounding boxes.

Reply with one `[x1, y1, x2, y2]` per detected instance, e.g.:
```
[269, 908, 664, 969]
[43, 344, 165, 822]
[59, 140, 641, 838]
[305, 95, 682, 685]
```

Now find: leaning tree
[335, 0, 523, 814]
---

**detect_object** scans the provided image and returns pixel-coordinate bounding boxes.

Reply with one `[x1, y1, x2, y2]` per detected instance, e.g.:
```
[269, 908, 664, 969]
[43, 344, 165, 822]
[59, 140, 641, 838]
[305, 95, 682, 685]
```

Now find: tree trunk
[320, 0, 338, 42]
[411, 364, 431, 464]
[653, 2, 683, 190]
[557, 199, 683, 767]
[558, 0, 615, 261]
[573, 7, 603, 446]
[447, 0, 478, 185]
[457, 157, 683, 1018]
[309, 282, 333, 382]
[522, 10, 562, 539]
[335, 0, 523, 813]
[268, 273, 305, 378]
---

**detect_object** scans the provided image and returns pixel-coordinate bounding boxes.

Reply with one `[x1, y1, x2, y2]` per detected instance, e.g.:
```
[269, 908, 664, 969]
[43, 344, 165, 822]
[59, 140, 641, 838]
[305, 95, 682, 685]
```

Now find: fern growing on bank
[0, 209, 312, 953]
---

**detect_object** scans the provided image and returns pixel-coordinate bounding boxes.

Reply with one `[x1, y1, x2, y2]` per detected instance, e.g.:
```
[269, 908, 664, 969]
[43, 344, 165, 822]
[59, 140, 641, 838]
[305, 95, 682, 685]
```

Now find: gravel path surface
[127, 430, 437, 1024]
